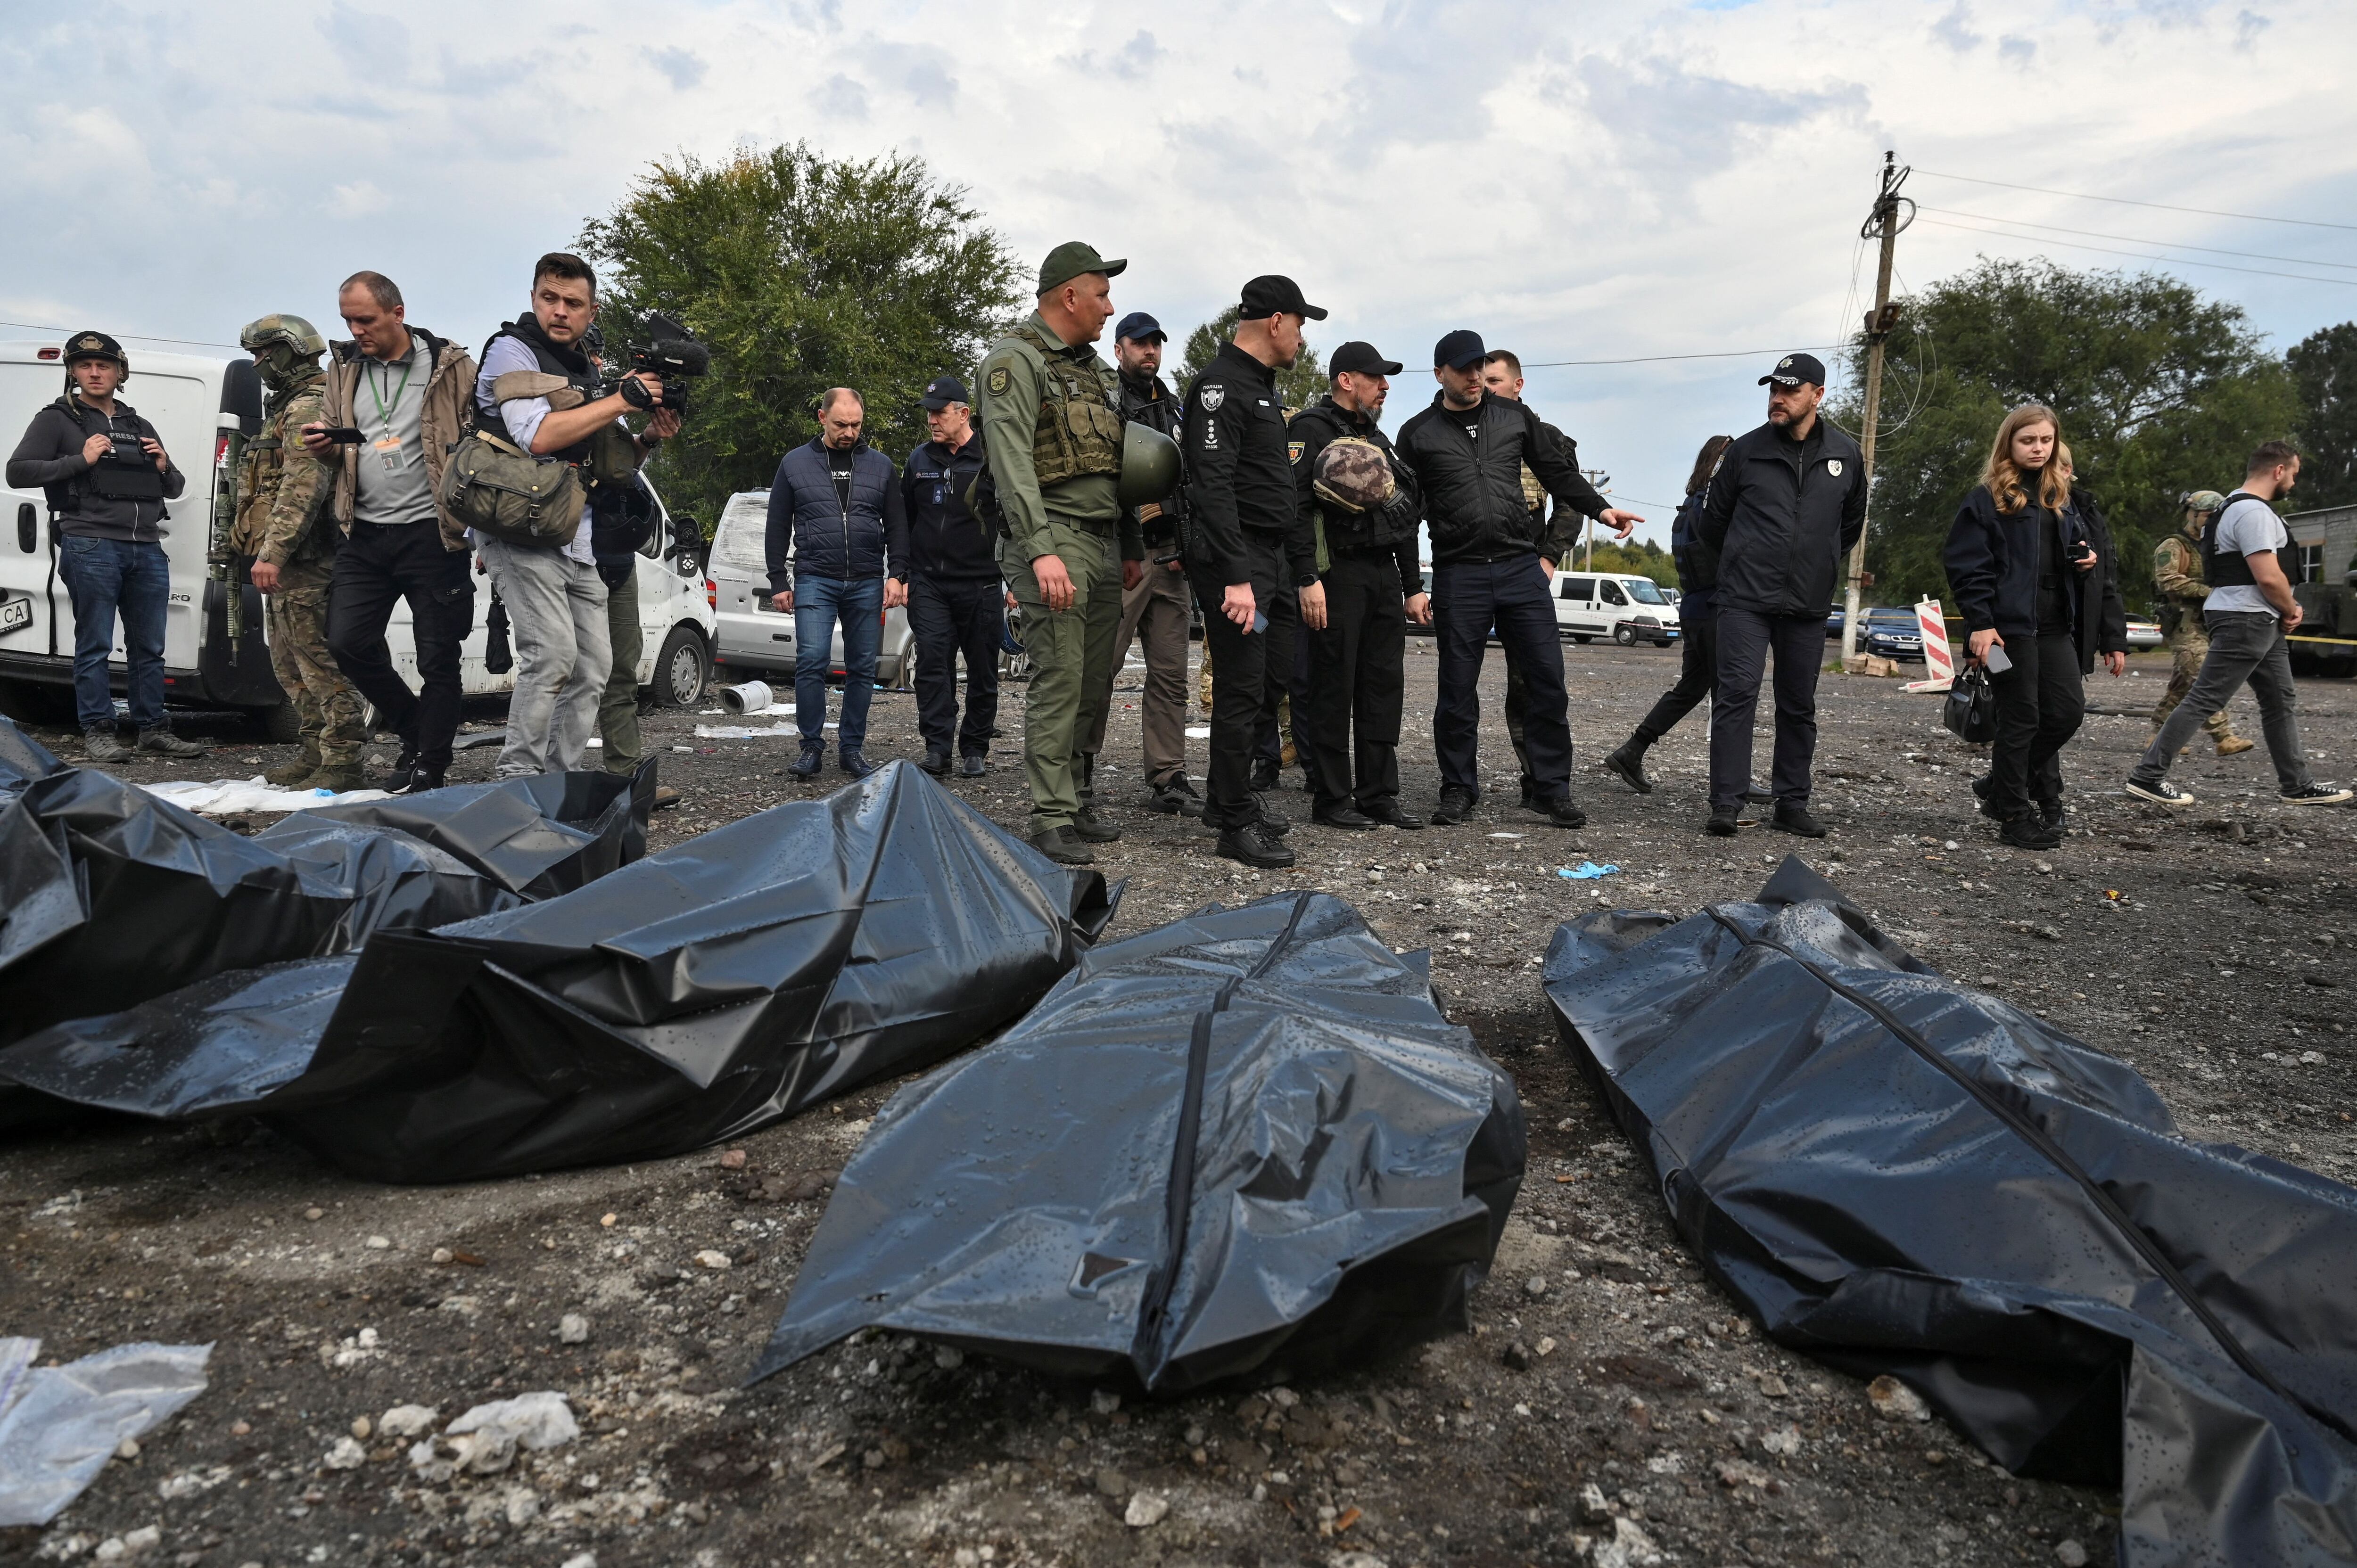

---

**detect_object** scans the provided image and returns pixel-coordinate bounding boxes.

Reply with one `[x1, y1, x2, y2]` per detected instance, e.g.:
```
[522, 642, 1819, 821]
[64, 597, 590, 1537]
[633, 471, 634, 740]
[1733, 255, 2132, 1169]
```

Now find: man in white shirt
[472, 253, 678, 777]
[2126, 440, 2350, 807]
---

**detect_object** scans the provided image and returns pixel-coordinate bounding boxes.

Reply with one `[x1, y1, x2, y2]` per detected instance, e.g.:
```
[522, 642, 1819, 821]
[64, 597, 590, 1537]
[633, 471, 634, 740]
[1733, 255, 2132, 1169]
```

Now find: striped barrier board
[1904, 598, 1954, 693]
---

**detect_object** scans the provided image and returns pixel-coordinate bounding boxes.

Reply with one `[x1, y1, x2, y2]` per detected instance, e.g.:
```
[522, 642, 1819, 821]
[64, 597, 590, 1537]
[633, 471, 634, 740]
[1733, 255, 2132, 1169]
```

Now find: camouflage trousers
[2151, 620, 2238, 742]
[269, 549, 367, 765]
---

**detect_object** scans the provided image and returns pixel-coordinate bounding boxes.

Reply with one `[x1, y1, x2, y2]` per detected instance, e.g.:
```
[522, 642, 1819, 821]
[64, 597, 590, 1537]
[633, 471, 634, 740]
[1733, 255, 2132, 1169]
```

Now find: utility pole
[1582, 468, 1610, 571]
[1841, 151, 1912, 666]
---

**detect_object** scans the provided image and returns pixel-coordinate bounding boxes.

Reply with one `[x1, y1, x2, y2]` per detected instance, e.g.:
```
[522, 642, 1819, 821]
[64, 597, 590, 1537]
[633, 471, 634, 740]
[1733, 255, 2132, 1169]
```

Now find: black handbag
[1943, 665, 1996, 744]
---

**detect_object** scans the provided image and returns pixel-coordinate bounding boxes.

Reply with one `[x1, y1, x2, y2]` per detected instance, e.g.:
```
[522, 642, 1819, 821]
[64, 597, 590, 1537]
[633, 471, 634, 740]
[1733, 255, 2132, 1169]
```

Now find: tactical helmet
[238, 314, 328, 358]
[1313, 436, 1398, 515]
[2181, 489, 2227, 514]
[1117, 420, 1180, 507]
[62, 329, 128, 378]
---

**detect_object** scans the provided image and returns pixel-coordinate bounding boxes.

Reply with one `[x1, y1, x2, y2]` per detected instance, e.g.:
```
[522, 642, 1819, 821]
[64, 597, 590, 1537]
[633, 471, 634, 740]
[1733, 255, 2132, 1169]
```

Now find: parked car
[2124, 617, 2163, 650]
[1551, 570, 1679, 646]
[1858, 607, 1927, 662]
[708, 490, 915, 688]
[0, 337, 713, 730]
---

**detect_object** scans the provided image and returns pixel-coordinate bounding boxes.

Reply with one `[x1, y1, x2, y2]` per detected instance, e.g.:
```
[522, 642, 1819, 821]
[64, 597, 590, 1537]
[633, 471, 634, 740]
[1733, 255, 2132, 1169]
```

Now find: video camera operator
[470, 252, 679, 780]
[6, 330, 206, 763]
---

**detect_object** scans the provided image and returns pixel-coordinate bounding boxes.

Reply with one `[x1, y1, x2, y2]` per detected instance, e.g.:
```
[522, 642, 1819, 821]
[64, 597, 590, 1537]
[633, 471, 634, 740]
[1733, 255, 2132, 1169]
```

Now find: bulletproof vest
[479, 326, 600, 466]
[234, 380, 327, 555]
[2201, 492, 2302, 591]
[65, 399, 165, 503]
[1009, 322, 1122, 486]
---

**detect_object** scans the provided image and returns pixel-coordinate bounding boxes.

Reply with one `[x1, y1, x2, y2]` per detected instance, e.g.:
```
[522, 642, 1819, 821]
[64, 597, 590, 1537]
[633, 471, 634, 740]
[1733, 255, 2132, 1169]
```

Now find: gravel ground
[4, 639, 2353, 1568]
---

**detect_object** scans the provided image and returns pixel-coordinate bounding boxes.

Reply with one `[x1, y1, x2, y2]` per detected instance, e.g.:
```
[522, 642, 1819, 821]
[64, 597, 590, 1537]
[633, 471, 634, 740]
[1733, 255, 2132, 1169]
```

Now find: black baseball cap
[1760, 351, 1827, 387]
[1114, 311, 1165, 344]
[922, 375, 969, 410]
[1330, 341, 1402, 377]
[1238, 275, 1327, 321]
[1434, 328, 1486, 370]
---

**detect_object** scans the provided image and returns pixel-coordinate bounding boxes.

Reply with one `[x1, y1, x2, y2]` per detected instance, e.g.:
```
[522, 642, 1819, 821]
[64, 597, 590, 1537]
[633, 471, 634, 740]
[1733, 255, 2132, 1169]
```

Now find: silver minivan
[708, 489, 914, 687]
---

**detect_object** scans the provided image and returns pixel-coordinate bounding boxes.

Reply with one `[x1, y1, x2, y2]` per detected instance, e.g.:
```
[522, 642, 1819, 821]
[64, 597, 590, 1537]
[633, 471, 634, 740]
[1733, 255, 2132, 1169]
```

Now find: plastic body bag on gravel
[4, 762, 1113, 1181]
[1541, 856, 2357, 1568]
[751, 889, 1526, 1396]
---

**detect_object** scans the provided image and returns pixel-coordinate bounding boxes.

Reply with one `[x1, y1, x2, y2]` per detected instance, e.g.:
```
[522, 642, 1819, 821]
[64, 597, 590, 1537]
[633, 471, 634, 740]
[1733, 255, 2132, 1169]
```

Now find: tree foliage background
[1175, 307, 1327, 408]
[2290, 322, 2357, 512]
[1829, 259, 2299, 611]
[578, 143, 1020, 530]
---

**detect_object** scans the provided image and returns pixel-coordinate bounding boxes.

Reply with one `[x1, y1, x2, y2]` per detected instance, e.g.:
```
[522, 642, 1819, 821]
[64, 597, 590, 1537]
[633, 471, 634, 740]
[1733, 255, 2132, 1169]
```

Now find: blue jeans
[794, 574, 883, 750]
[60, 536, 170, 732]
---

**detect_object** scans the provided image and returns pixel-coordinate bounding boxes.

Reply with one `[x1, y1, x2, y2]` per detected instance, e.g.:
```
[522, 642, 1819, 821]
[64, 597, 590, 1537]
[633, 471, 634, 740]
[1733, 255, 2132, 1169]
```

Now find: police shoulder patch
[1288, 441, 1305, 465]
[986, 365, 1011, 397]
[1199, 385, 1225, 413]
[1827, 458, 1844, 476]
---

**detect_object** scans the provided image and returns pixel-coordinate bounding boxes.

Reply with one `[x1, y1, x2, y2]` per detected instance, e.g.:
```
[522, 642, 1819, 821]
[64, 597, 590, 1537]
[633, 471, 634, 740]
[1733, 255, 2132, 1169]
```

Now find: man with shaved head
[766, 385, 909, 779]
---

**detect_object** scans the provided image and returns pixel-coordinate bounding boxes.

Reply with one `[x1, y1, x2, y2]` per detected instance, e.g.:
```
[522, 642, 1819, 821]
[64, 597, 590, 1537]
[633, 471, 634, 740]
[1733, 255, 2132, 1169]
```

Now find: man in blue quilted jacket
[766, 388, 910, 779]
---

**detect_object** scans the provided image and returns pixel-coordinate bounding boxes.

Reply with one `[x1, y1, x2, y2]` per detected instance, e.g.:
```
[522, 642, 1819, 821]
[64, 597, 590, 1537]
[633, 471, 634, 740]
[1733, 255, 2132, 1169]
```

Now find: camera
[610, 313, 709, 418]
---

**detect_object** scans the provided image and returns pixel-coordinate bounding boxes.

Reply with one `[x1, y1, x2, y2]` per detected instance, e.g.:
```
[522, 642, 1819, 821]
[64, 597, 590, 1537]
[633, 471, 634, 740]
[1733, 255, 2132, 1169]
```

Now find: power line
[0, 318, 242, 351]
[1913, 169, 2357, 233]
[1920, 206, 2357, 271]
[1915, 215, 2357, 287]
[1519, 344, 1844, 369]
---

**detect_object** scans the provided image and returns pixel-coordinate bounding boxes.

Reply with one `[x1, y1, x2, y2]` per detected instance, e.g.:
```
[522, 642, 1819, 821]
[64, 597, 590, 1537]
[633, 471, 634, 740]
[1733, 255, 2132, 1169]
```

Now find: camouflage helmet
[1313, 436, 1398, 515]
[2181, 489, 2227, 515]
[238, 313, 328, 358]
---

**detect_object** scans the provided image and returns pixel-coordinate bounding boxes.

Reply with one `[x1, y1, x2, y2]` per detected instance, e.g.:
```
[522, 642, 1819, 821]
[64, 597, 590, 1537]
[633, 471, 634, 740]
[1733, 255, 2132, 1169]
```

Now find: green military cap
[1038, 241, 1127, 296]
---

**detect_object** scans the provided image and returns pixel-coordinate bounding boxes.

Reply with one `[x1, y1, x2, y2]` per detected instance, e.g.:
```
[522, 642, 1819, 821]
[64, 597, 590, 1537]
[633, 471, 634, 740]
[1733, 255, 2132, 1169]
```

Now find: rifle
[210, 425, 247, 663]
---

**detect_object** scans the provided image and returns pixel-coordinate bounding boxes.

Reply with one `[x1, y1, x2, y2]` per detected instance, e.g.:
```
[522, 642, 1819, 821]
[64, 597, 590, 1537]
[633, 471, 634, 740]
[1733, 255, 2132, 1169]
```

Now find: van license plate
[0, 597, 29, 634]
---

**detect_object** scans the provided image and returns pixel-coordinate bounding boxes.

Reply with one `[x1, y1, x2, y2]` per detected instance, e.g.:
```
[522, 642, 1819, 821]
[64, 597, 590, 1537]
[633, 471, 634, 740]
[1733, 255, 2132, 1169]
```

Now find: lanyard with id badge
[365, 354, 416, 474]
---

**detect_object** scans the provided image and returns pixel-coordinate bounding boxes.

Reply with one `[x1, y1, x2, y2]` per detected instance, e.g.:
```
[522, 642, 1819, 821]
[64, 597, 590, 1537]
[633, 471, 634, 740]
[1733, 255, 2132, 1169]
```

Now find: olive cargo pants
[999, 518, 1121, 833]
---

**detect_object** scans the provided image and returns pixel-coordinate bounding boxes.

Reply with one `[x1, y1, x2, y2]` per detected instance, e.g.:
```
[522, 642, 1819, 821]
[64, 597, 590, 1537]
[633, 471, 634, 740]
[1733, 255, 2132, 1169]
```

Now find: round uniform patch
[986, 365, 1011, 396]
[1827, 459, 1844, 476]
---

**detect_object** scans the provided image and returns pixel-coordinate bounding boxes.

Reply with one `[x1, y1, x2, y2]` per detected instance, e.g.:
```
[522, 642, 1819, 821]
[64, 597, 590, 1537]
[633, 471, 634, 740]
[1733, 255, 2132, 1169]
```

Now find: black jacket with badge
[1287, 392, 1421, 597]
[1393, 391, 1607, 568]
[900, 431, 997, 583]
[7, 394, 186, 543]
[1945, 482, 2127, 673]
[1698, 418, 1867, 618]
[1119, 370, 1187, 554]
[1181, 340, 1312, 587]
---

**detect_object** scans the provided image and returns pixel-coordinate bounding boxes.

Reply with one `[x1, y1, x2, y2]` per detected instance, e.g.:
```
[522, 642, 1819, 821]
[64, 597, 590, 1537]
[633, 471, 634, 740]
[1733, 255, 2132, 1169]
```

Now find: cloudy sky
[6, 0, 2353, 538]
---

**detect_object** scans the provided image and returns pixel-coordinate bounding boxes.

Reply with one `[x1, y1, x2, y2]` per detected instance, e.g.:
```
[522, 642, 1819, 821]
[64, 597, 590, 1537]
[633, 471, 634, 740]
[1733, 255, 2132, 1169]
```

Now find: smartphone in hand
[316, 427, 366, 444]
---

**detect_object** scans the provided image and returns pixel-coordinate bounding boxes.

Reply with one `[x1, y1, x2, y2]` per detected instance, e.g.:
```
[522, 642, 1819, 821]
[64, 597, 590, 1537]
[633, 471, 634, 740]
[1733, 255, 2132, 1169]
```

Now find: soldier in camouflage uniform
[2151, 490, 2253, 757]
[234, 315, 368, 789]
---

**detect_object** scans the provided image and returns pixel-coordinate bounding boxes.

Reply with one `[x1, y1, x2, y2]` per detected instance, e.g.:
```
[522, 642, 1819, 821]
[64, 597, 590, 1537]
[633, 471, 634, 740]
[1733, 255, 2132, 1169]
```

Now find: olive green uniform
[231, 374, 365, 771]
[2151, 528, 2241, 745]
[975, 312, 1132, 833]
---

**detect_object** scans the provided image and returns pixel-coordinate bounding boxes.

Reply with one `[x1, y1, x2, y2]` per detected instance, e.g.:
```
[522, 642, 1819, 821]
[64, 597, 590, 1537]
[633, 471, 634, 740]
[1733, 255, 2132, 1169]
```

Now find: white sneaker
[2281, 782, 2355, 805]
[2125, 778, 2195, 805]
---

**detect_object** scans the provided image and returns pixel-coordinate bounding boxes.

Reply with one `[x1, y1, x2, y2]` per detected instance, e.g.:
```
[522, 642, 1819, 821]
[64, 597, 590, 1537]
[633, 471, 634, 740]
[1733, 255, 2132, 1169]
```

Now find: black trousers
[1251, 579, 1306, 767]
[1632, 600, 1717, 745]
[1187, 535, 1286, 831]
[1432, 557, 1571, 800]
[1708, 607, 1821, 810]
[327, 520, 475, 773]
[1305, 551, 1407, 812]
[909, 574, 1002, 757]
[1988, 630, 2084, 816]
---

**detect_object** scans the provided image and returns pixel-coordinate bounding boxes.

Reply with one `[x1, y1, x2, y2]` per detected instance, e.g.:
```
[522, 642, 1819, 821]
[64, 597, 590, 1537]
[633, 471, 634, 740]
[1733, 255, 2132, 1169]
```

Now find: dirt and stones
[4, 639, 2353, 1568]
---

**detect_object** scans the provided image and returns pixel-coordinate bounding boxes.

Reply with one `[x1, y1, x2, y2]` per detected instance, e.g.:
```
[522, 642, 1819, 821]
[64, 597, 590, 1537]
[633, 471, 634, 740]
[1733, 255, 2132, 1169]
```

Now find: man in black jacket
[1080, 312, 1198, 814]
[1698, 353, 1867, 838]
[1481, 349, 1584, 805]
[1183, 276, 1327, 868]
[5, 330, 206, 763]
[1395, 329, 1639, 829]
[1292, 342, 1427, 829]
[902, 376, 998, 777]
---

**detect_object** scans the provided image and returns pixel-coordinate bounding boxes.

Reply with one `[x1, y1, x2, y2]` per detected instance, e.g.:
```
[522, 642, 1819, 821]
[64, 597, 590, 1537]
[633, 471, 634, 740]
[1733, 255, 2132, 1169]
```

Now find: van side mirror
[16, 502, 33, 555]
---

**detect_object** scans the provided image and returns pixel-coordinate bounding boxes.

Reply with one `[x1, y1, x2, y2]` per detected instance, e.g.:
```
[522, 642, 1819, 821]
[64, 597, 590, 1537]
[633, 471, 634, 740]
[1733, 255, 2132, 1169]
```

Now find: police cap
[1330, 341, 1402, 377]
[1239, 275, 1326, 322]
[1760, 352, 1827, 387]
[1038, 241, 1126, 295]
[923, 375, 970, 410]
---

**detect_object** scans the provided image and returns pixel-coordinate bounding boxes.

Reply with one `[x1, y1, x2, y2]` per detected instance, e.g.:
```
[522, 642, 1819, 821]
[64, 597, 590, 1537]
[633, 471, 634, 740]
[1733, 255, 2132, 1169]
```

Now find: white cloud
[2, 0, 2353, 534]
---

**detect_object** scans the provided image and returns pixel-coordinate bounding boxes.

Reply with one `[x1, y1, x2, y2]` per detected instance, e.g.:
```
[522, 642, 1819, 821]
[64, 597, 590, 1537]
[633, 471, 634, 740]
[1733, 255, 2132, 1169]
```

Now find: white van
[0, 337, 716, 732]
[707, 489, 915, 688]
[1550, 570, 1681, 647]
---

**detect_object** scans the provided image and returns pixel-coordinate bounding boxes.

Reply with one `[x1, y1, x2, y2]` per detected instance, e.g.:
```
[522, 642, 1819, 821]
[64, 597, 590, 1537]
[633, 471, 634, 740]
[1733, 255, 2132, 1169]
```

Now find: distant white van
[1550, 570, 1681, 647]
[0, 337, 716, 731]
[707, 490, 915, 687]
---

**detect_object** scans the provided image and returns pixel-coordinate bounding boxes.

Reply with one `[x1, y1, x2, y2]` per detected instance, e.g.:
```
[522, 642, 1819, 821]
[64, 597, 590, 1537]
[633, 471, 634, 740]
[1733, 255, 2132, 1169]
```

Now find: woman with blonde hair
[1943, 405, 2126, 849]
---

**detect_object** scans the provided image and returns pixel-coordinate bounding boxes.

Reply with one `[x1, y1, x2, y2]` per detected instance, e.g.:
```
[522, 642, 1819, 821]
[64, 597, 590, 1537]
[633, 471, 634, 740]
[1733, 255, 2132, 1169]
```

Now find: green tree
[2289, 322, 2357, 510]
[1174, 307, 1326, 407]
[578, 143, 1021, 530]
[1580, 536, 1679, 587]
[1827, 258, 2299, 610]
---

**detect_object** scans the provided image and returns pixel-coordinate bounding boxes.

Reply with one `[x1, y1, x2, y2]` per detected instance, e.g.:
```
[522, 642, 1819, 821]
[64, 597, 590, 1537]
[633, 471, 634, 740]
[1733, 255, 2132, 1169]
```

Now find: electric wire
[1917, 206, 2357, 272]
[1915, 215, 2357, 287]
[1913, 169, 2357, 233]
[0, 319, 244, 351]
